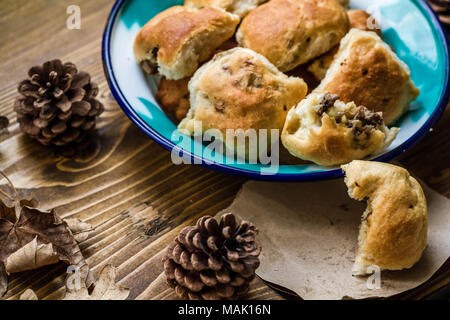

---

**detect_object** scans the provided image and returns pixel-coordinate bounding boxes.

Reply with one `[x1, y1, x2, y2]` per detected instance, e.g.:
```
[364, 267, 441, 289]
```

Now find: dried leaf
[0, 200, 17, 222]
[0, 171, 91, 297]
[17, 265, 127, 301]
[0, 263, 6, 296]
[5, 237, 59, 273]
[19, 289, 38, 300]
[64, 218, 92, 243]
[63, 265, 129, 300]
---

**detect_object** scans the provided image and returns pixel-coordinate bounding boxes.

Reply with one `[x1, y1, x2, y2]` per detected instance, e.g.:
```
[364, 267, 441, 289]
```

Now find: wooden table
[0, 0, 448, 300]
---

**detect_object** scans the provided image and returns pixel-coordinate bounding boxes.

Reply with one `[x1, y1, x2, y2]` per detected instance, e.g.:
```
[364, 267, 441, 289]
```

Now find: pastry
[342, 161, 428, 275]
[314, 29, 420, 125]
[279, 142, 311, 165]
[308, 10, 383, 81]
[156, 38, 238, 122]
[133, 6, 239, 80]
[156, 77, 191, 121]
[184, 0, 267, 18]
[281, 92, 398, 166]
[179, 47, 308, 158]
[307, 47, 340, 82]
[236, 0, 349, 72]
[346, 9, 382, 36]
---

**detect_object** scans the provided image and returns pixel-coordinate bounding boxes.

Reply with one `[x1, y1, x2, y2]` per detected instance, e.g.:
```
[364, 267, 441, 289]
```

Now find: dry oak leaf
[0, 173, 91, 297]
[63, 265, 129, 300]
[65, 218, 93, 243]
[19, 265, 129, 300]
[0, 206, 90, 296]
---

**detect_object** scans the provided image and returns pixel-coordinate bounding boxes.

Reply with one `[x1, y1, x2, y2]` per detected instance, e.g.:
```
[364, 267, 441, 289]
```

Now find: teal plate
[102, 0, 449, 181]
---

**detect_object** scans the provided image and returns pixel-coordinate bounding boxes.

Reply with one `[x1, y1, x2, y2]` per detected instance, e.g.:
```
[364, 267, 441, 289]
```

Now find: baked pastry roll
[184, 0, 267, 18]
[308, 10, 382, 81]
[236, 0, 349, 72]
[133, 6, 239, 80]
[155, 38, 238, 122]
[281, 92, 398, 166]
[179, 47, 308, 157]
[342, 161, 427, 275]
[315, 29, 420, 125]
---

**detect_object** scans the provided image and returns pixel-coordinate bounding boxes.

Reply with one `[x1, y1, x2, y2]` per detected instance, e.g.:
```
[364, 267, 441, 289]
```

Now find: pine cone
[428, 0, 450, 25]
[163, 213, 261, 300]
[14, 60, 103, 147]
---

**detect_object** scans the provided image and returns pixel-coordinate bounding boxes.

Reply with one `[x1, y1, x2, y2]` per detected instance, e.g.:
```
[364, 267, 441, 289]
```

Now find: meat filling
[141, 60, 158, 74]
[313, 93, 386, 149]
[315, 92, 340, 115]
[141, 47, 159, 74]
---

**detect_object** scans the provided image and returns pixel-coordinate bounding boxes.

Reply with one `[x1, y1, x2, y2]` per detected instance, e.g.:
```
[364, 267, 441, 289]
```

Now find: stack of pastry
[133, 0, 420, 165]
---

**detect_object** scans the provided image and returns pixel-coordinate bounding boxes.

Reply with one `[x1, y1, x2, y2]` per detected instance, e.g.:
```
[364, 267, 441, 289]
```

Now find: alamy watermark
[67, 5, 81, 30]
[366, 265, 381, 290]
[66, 265, 82, 290]
[366, 4, 383, 31]
[171, 121, 280, 175]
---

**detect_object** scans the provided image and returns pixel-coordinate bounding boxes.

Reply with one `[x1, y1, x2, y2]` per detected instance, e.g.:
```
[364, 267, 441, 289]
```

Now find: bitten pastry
[342, 161, 428, 275]
[236, 0, 349, 72]
[133, 6, 239, 80]
[185, 0, 267, 18]
[281, 92, 398, 166]
[315, 29, 420, 125]
[179, 47, 308, 157]
[308, 10, 383, 81]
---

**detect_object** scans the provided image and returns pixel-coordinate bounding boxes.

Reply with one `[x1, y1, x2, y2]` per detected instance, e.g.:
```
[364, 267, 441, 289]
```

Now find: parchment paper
[218, 177, 450, 300]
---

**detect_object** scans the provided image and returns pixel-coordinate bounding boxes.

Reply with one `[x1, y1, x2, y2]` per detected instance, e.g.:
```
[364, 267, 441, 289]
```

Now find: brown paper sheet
[218, 177, 450, 300]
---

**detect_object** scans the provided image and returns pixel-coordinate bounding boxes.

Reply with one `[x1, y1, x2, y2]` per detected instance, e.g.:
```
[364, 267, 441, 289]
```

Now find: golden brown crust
[348, 10, 382, 36]
[315, 29, 420, 125]
[342, 161, 428, 274]
[236, 0, 349, 72]
[179, 48, 308, 155]
[134, 6, 186, 65]
[155, 38, 238, 122]
[281, 93, 398, 166]
[308, 10, 382, 81]
[156, 77, 191, 121]
[133, 6, 239, 79]
[185, 0, 267, 18]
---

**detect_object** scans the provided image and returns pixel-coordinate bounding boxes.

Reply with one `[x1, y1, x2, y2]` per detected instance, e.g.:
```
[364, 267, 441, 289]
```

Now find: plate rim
[101, 0, 450, 181]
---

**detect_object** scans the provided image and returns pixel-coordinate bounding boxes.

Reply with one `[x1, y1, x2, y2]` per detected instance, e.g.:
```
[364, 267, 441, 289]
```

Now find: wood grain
[0, 0, 448, 300]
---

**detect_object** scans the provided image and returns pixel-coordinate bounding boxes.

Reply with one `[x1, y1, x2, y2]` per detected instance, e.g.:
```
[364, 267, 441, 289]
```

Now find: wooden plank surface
[0, 0, 448, 300]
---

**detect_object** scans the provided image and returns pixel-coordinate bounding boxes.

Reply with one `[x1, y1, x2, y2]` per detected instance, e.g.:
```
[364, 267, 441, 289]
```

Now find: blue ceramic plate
[102, 0, 449, 181]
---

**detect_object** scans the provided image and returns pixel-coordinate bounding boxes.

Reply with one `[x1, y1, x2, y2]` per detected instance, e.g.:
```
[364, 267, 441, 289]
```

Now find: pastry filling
[141, 47, 159, 74]
[313, 93, 385, 148]
[314, 92, 339, 115]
